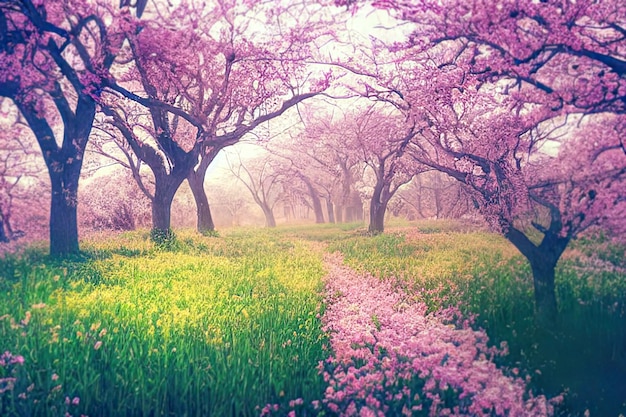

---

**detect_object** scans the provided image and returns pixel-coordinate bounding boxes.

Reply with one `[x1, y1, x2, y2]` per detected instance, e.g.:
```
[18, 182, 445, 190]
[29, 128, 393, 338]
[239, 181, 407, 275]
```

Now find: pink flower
[94, 341, 102, 350]
[317, 253, 557, 416]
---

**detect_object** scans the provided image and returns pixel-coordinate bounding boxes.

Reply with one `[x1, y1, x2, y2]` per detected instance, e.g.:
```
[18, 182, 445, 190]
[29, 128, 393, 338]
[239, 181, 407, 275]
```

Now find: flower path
[313, 253, 559, 417]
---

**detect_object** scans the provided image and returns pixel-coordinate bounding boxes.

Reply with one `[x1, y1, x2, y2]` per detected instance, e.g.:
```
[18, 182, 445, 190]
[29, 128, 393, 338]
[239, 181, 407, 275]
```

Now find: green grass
[2, 222, 625, 417]
[0, 229, 327, 416]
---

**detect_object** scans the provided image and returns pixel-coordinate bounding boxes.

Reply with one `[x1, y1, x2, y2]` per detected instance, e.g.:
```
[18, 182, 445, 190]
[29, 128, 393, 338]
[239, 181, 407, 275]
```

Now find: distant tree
[396, 171, 475, 220]
[342, 105, 420, 233]
[79, 170, 150, 232]
[226, 150, 289, 228]
[278, 104, 366, 223]
[208, 183, 248, 227]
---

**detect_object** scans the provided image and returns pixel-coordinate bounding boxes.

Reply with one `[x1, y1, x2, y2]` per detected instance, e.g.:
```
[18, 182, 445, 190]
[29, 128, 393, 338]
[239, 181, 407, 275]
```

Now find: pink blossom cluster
[316, 253, 561, 416]
[0, 351, 24, 394]
[0, 350, 85, 416]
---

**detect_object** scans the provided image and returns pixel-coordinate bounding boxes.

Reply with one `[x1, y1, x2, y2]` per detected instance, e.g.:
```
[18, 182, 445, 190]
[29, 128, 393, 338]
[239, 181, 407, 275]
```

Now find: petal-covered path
[315, 253, 559, 417]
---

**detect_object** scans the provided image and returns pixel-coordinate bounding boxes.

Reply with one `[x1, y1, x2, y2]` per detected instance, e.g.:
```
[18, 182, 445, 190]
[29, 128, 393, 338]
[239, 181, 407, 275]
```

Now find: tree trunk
[151, 175, 184, 235]
[529, 256, 558, 325]
[368, 179, 390, 234]
[0, 217, 9, 243]
[505, 226, 569, 326]
[326, 198, 335, 223]
[49, 188, 80, 257]
[335, 205, 343, 223]
[48, 158, 82, 258]
[368, 199, 387, 234]
[187, 170, 215, 234]
[302, 177, 324, 224]
[16, 99, 92, 258]
[262, 204, 277, 228]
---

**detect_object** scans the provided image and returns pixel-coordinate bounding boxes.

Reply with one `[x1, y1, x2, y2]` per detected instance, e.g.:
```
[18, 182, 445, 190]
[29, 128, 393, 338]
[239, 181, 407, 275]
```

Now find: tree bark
[151, 174, 186, 234]
[368, 199, 387, 234]
[49, 169, 80, 257]
[368, 182, 389, 234]
[0, 218, 9, 243]
[261, 204, 277, 228]
[187, 169, 215, 234]
[326, 197, 335, 223]
[301, 176, 325, 224]
[529, 256, 558, 325]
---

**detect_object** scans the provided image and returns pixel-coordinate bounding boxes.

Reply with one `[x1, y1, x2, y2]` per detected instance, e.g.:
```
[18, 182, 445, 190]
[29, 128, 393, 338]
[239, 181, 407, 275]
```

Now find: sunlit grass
[2, 222, 625, 416]
[0, 229, 327, 416]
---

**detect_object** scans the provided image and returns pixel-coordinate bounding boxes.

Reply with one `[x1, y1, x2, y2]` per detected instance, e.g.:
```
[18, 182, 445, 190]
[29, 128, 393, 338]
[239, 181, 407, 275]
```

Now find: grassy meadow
[1, 221, 625, 416]
[1, 230, 327, 416]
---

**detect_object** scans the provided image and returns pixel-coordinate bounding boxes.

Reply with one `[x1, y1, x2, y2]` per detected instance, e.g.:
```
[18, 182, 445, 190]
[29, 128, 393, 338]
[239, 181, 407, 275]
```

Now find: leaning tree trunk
[326, 198, 335, 223]
[261, 204, 277, 228]
[302, 177, 325, 224]
[187, 169, 215, 234]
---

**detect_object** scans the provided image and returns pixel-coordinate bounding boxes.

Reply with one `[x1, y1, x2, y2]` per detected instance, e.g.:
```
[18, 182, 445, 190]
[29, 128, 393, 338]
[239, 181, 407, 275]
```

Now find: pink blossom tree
[336, 0, 626, 115]
[79, 169, 150, 232]
[280, 105, 367, 224]
[0, 0, 133, 256]
[395, 171, 476, 220]
[403, 82, 626, 321]
[100, 0, 330, 237]
[343, 104, 421, 233]
[325, 2, 626, 320]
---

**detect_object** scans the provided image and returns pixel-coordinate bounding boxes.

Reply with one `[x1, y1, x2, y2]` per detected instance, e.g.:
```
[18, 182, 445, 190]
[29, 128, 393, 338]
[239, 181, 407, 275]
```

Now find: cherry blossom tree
[206, 181, 248, 227]
[396, 171, 476, 220]
[99, 0, 331, 237]
[342, 104, 420, 233]
[278, 104, 367, 224]
[403, 82, 626, 321]
[267, 136, 333, 224]
[0, 0, 133, 256]
[79, 169, 150, 231]
[336, 0, 626, 115]
[326, 0, 626, 321]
